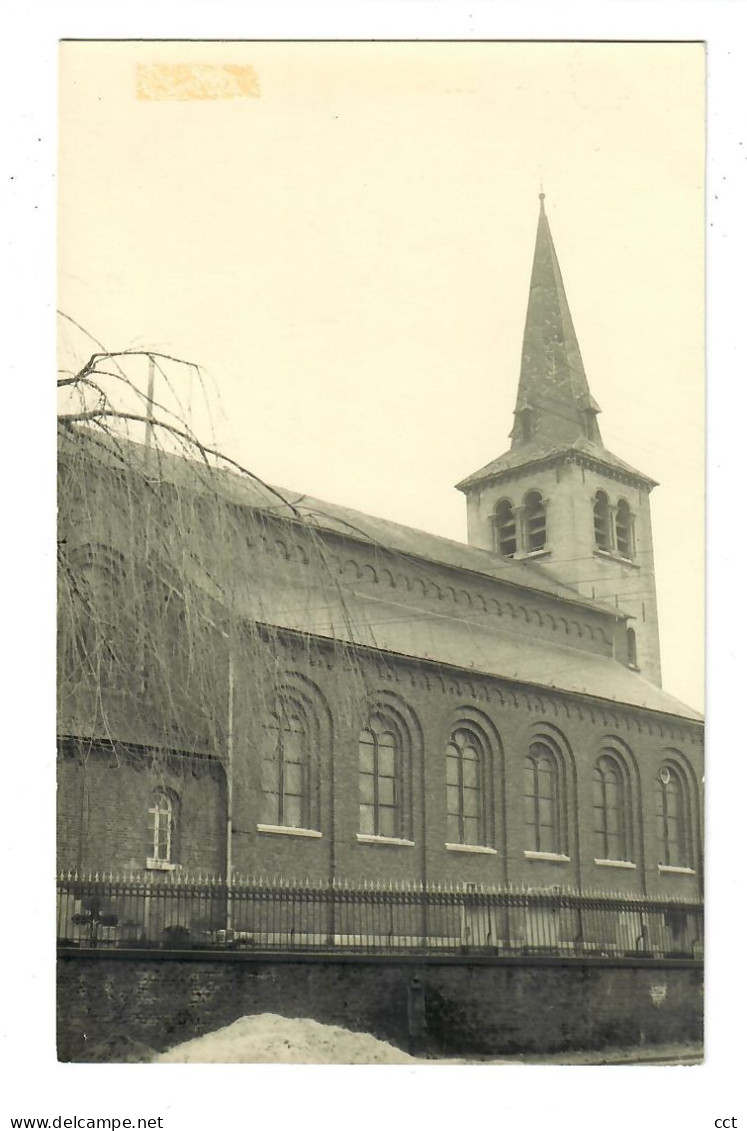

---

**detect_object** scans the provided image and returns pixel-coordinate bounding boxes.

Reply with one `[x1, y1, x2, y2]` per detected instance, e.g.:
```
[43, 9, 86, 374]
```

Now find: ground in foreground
[143, 1014, 702, 1066]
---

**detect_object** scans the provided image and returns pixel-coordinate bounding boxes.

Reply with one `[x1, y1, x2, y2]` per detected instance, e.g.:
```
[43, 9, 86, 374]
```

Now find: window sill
[445, 842, 497, 855]
[356, 833, 414, 847]
[594, 858, 636, 869]
[145, 859, 177, 871]
[524, 850, 570, 863]
[593, 549, 639, 569]
[658, 864, 696, 875]
[257, 824, 322, 839]
[514, 548, 551, 561]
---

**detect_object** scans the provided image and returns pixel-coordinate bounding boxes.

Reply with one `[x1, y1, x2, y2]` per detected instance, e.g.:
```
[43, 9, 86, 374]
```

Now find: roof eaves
[456, 445, 657, 492]
[260, 622, 704, 727]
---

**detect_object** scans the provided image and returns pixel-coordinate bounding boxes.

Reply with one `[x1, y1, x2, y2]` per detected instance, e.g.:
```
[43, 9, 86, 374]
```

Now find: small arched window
[593, 753, 630, 862]
[626, 627, 638, 668]
[494, 499, 517, 557]
[655, 764, 691, 868]
[593, 490, 611, 551]
[446, 727, 488, 846]
[261, 696, 313, 829]
[524, 741, 563, 854]
[359, 715, 403, 839]
[615, 499, 634, 560]
[148, 789, 176, 865]
[524, 491, 547, 552]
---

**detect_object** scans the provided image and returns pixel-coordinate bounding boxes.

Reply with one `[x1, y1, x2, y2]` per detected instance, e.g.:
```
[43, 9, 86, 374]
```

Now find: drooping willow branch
[56, 324, 373, 772]
[59, 406, 301, 518]
[58, 344, 301, 517]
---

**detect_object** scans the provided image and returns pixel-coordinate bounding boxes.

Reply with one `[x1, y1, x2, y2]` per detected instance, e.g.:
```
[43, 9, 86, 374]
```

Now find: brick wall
[57, 951, 703, 1061]
[57, 740, 226, 876]
[231, 637, 704, 899]
[58, 454, 700, 897]
[57, 636, 704, 900]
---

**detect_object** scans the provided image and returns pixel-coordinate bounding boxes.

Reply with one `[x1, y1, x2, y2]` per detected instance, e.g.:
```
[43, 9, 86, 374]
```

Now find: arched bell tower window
[493, 500, 517, 558]
[615, 499, 634, 560]
[523, 491, 547, 552]
[593, 490, 611, 551]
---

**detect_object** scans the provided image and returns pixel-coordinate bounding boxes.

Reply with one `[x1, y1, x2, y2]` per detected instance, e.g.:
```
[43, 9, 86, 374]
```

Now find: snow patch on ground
[156, 1013, 420, 1064]
[154, 1013, 702, 1066]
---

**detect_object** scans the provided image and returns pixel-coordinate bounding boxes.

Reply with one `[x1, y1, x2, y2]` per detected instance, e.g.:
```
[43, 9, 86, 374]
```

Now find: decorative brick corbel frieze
[260, 625, 702, 749]
[253, 513, 614, 651]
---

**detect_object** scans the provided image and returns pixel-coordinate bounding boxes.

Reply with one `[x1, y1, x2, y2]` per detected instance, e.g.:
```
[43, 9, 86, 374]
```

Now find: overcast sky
[59, 41, 704, 710]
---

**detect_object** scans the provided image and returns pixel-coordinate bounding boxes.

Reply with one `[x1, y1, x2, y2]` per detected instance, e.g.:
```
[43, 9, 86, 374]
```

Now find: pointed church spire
[511, 194, 602, 449]
[456, 194, 656, 497]
[455, 195, 662, 685]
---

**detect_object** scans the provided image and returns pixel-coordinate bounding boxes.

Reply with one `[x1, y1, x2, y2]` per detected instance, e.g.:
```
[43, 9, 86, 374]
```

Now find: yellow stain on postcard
[136, 63, 260, 101]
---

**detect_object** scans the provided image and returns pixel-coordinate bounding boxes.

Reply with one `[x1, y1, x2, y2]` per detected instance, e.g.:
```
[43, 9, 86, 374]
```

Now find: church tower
[456, 194, 662, 686]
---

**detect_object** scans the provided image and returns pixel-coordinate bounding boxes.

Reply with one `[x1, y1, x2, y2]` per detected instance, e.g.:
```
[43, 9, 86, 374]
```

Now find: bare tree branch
[58, 408, 300, 517]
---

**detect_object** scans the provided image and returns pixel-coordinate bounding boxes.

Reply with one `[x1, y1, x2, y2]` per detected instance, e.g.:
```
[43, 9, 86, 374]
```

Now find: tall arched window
[359, 714, 403, 838]
[493, 499, 517, 557]
[148, 789, 176, 865]
[626, 627, 638, 668]
[593, 753, 629, 861]
[524, 741, 563, 854]
[593, 491, 611, 551]
[615, 499, 634, 560]
[655, 764, 691, 868]
[63, 544, 132, 690]
[446, 727, 488, 846]
[261, 696, 313, 829]
[524, 491, 547, 552]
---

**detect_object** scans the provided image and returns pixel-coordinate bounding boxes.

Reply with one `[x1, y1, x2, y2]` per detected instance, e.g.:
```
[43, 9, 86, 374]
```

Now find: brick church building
[57, 196, 704, 947]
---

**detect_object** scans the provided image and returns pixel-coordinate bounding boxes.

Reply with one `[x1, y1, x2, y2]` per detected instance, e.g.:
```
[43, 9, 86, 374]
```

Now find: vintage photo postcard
[55, 39, 704, 1068]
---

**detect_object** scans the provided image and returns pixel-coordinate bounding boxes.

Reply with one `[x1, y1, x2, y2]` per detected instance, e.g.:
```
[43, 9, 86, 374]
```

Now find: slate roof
[511, 194, 599, 447]
[456, 437, 657, 491]
[456, 198, 656, 493]
[72, 429, 620, 617]
[60, 430, 701, 725]
[236, 576, 702, 723]
[251, 485, 622, 615]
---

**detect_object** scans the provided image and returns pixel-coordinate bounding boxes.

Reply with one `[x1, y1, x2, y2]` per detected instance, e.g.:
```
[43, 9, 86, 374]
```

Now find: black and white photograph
[5, 7, 745, 1128]
[54, 39, 704, 1066]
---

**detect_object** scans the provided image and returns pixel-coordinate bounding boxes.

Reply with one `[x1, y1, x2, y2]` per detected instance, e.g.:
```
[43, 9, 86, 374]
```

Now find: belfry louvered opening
[493, 499, 517, 557]
[524, 490, 547, 552]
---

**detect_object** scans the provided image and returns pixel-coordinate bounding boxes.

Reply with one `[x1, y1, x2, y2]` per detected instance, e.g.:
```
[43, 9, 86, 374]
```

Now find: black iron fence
[57, 872, 703, 959]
